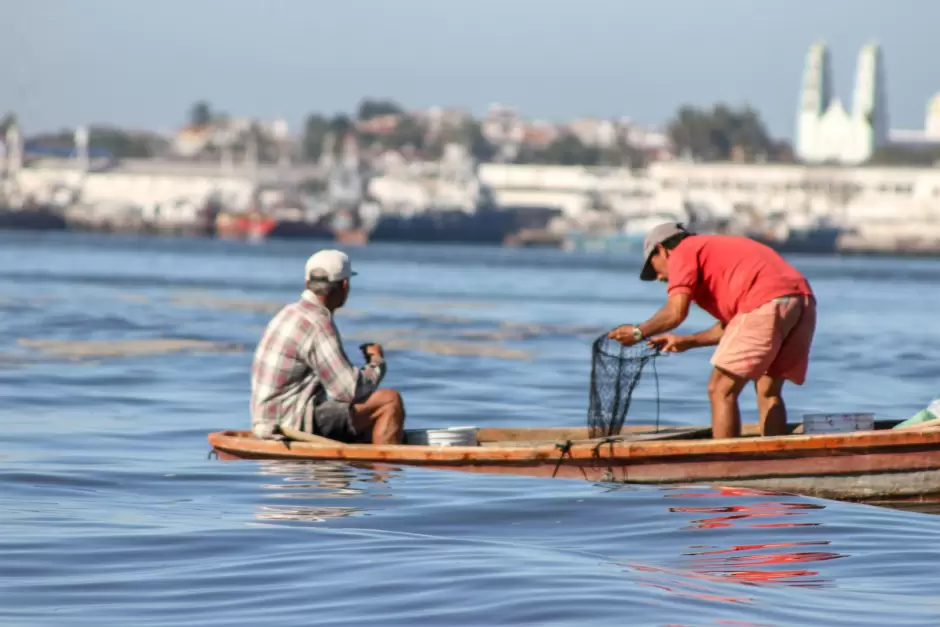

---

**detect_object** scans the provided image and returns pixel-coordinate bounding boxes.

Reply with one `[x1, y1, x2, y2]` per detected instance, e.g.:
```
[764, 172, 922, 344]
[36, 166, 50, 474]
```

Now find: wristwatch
[632, 325, 643, 341]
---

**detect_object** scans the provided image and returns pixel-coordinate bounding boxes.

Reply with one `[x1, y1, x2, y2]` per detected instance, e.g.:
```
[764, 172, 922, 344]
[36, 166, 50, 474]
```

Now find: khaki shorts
[302, 400, 360, 442]
[711, 294, 817, 385]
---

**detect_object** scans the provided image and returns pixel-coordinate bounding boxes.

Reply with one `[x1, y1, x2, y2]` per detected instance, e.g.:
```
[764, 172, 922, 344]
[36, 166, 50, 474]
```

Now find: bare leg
[707, 367, 748, 439]
[755, 375, 787, 436]
[351, 389, 405, 445]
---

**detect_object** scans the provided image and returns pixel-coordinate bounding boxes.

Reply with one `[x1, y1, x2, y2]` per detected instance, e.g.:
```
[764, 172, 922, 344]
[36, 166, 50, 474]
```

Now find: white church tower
[926, 93, 940, 138]
[795, 41, 889, 164]
[796, 42, 832, 160]
[849, 42, 889, 161]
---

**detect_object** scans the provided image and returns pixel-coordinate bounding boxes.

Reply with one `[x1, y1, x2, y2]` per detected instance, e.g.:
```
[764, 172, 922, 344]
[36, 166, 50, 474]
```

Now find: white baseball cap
[304, 249, 357, 283]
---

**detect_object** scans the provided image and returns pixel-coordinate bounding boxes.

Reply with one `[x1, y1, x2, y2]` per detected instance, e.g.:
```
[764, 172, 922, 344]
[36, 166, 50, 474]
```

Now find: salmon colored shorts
[710, 294, 817, 384]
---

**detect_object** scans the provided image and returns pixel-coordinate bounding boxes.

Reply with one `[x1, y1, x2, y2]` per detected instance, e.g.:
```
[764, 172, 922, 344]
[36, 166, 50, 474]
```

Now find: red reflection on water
[627, 565, 753, 604]
[661, 623, 772, 627]
[684, 542, 844, 586]
[686, 540, 829, 556]
[669, 502, 824, 530]
[665, 486, 783, 499]
[661, 622, 774, 627]
[636, 580, 746, 605]
[663, 488, 847, 588]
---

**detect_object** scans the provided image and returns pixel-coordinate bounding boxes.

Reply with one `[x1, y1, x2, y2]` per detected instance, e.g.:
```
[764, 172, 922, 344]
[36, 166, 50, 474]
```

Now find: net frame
[587, 333, 661, 439]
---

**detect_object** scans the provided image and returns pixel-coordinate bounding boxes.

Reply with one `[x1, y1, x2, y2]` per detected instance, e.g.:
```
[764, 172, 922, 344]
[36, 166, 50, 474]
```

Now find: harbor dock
[5, 124, 940, 256]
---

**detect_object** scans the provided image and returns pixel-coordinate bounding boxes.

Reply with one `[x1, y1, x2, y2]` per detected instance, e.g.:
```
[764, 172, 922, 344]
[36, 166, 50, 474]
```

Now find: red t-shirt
[666, 235, 814, 325]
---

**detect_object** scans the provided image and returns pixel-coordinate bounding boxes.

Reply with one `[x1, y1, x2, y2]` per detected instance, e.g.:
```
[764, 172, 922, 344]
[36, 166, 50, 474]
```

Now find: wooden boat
[207, 419, 940, 504]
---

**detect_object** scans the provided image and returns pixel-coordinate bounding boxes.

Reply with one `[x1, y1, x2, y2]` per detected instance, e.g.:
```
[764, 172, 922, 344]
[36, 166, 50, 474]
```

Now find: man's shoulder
[672, 234, 763, 271]
[283, 295, 332, 320]
[260, 299, 327, 341]
[669, 234, 707, 262]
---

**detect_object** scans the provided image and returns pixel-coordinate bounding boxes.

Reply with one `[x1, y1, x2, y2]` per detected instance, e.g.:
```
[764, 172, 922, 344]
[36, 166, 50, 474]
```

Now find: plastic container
[803, 412, 874, 434]
[404, 426, 479, 447]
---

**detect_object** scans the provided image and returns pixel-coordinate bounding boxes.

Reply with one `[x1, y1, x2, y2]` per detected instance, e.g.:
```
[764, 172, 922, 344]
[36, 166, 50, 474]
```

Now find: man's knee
[758, 394, 784, 412]
[373, 389, 404, 413]
[755, 377, 785, 405]
[708, 369, 746, 401]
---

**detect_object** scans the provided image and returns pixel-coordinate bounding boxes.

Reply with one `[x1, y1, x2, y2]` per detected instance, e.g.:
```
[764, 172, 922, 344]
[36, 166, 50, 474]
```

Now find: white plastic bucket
[404, 426, 478, 447]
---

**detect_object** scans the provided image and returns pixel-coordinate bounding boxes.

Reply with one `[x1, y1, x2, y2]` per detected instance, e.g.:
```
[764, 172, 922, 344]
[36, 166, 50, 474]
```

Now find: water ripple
[3, 232, 940, 626]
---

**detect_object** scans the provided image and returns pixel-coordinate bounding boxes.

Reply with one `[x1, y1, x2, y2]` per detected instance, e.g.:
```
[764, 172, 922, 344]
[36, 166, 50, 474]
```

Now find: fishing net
[587, 333, 662, 439]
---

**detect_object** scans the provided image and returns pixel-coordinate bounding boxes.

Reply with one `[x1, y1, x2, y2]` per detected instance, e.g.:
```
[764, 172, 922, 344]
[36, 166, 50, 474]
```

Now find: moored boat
[208, 420, 940, 504]
[214, 210, 277, 240]
[0, 204, 68, 231]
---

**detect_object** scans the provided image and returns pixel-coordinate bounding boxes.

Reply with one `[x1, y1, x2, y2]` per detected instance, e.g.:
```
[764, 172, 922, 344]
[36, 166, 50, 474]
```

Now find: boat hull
[267, 220, 333, 240]
[207, 424, 940, 503]
[368, 208, 517, 244]
[751, 226, 843, 255]
[0, 205, 67, 231]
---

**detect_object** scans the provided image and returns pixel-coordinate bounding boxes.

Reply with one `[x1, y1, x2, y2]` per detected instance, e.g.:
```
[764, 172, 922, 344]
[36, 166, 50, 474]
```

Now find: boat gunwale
[207, 425, 940, 464]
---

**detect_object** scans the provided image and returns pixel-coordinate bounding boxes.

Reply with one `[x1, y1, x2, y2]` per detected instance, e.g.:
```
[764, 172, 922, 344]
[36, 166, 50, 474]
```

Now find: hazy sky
[5, 0, 939, 140]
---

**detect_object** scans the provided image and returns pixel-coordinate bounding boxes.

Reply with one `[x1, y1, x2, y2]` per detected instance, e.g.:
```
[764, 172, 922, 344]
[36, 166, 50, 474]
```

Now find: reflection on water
[606, 485, 848, 608]
[663, 486, 845, 590]
[665, 486, 826, 530]
[249, 462, 852, 600]
[683, 540, 843, 587]
[251, 460, 401, 524]
[670, 502, 825, 531]
[621, 561, 757, 605]
[873, 500, 940, 516]
[662, 621, 774, 627]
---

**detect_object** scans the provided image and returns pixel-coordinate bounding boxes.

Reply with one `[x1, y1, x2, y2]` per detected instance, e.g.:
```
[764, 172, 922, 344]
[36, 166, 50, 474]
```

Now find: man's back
[250, 291, 386, 439]
[667, 234, 813, 324]
[250, 297, 324, 438]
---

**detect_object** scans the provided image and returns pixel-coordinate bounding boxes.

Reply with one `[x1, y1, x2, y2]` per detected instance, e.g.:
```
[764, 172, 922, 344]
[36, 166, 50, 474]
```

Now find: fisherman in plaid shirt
[250, 249, 405, 444]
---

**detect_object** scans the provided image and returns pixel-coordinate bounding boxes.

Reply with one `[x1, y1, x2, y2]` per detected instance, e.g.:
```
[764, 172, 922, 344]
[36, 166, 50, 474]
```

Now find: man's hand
[647, 333, 693, 353]
[608, 324, 639, 347]
[361, 343, 384, 361]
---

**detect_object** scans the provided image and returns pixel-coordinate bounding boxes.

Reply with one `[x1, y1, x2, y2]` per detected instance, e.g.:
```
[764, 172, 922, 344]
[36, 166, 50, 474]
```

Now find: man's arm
[686, 321, 725, 347]
[310, 321, 386, 403]
[637, 293, 691, 338]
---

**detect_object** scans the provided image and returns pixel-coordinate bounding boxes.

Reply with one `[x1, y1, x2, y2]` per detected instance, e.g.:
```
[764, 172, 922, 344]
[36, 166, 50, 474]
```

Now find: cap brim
[639, 253, 657, 281]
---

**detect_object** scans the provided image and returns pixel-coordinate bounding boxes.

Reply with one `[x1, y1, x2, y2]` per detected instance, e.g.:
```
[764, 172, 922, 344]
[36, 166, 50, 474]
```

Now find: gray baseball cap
[640, 222, 689, 281]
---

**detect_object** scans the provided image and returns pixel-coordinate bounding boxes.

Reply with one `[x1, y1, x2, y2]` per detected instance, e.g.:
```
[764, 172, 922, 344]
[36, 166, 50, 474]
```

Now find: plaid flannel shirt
[250, 291, 385, 439]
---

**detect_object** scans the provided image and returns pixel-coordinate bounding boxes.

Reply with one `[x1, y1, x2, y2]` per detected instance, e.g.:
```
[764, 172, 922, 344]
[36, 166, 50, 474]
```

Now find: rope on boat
[652, 355, 661, 433]
[591, 438, 616, 456]
[553, 436, 631, 482]
[591, 437, 620, 482]
[551, 440, 593, 481]
[551, 440, 574, 478]
[206, 449, 219, 460]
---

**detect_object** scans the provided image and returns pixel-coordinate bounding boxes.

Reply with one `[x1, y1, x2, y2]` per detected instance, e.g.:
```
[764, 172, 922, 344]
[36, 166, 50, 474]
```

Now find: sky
[5, 0, 940, 140]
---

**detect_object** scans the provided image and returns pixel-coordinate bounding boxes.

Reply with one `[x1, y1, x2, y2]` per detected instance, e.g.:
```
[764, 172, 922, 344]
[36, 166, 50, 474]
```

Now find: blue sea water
[2, 231, 940, 627]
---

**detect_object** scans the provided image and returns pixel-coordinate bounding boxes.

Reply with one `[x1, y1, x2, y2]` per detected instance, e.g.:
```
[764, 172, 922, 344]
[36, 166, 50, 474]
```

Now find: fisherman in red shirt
[609, 223, 817, 439]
